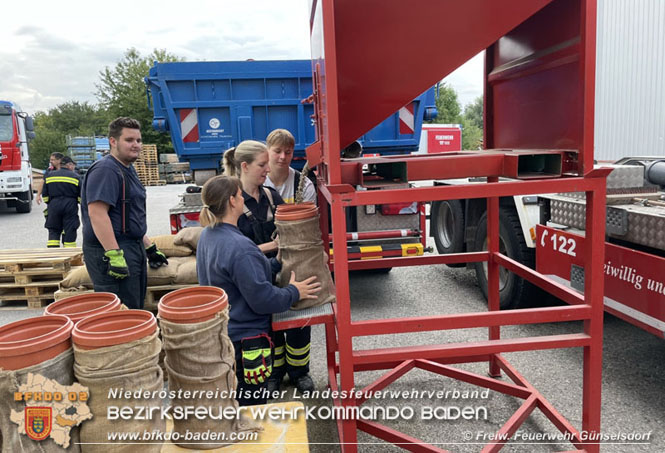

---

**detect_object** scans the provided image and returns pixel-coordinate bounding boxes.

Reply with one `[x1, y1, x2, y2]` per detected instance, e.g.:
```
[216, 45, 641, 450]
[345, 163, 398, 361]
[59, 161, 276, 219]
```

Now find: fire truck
[0, 101, 35, 213]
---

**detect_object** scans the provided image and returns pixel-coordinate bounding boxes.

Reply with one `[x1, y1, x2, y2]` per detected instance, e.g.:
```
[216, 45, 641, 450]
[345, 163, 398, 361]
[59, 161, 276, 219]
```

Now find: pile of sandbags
[59, 234, 201, 291]
[172, 226, 203, 251]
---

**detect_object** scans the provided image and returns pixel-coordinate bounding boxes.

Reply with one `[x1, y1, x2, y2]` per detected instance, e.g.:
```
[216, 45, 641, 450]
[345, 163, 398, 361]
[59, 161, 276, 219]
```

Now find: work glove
[146, 243, 169, 269]
[241, 334, 273, 385]
[104, 249, 129, 279]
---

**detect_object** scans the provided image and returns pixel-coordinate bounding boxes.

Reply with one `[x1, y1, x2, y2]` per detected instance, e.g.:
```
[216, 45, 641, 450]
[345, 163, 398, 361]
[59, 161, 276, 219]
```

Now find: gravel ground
[1, 184, 663, 452]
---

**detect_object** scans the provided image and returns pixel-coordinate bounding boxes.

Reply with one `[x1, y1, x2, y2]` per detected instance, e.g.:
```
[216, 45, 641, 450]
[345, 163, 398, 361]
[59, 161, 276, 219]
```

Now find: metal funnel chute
[310, 0, 555, 157]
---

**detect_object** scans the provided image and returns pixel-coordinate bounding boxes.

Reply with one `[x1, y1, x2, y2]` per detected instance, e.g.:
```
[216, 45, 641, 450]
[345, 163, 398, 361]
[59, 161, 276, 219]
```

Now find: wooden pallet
[0, 249, 84, 308]
[160, 173, 192, 184]
[144, 180, 167, 187]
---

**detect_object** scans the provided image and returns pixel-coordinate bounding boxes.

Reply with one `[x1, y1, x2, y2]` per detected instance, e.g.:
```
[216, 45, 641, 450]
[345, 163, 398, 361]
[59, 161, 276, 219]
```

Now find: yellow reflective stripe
[273, 358, 286, 367]
[274, 346, 285, 355]
[401, 243, 424, 256]
[47, 240, 60, 246]
[359, 245, 383, 260]
[45, 177, 79, 186]
[63, 242, 77, 248]
[77, 197, 81, 203]
[286, 356, 310, 366]
[286, 343, 311, 356]
[42, 196, 49, 202]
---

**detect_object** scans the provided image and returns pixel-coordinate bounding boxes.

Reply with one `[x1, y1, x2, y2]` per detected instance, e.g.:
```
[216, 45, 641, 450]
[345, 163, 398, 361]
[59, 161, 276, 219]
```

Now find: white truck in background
[0, 101, 35, 213]
[429, 0, 665, 314]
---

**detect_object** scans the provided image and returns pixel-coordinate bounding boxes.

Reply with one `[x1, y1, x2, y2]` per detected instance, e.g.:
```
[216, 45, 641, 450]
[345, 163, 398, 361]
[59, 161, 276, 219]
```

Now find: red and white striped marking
[180, 109, 199, 142]
[399, 102, 415, 134]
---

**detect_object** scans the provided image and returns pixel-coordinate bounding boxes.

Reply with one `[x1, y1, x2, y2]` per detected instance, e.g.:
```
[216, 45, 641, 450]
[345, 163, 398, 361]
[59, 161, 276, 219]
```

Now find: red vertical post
[330, 194, 358, 450]
[487, 179, 501, 377]
[580, 0, 597, 175]
[582, 177, 605, 453]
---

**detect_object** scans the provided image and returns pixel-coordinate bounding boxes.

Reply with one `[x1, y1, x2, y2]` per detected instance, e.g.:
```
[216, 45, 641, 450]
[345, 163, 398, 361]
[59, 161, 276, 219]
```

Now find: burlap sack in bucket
[0, 349, 83, 453]
[276, 215, 336, 309]
[160, 309, 260, 449]
[73, 331, 164, 453]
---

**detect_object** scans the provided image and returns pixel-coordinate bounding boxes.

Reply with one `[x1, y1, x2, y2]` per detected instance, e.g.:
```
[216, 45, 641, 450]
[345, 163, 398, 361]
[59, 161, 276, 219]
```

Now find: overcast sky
[1, 0, 483, 115]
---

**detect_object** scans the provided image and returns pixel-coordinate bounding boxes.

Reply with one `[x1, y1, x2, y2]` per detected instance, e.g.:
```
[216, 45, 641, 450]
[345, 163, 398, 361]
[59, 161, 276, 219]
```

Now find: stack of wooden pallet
[159, 162, 192, 184]
[0, 248, 84, 309]
[135, 144, 165, 186]
[158, 153, 192, 184]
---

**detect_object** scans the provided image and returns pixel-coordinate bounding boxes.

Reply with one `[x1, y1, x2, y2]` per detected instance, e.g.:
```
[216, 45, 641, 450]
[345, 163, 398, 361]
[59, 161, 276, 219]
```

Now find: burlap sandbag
[173, 227, 203, 251]
[146, 257, 191, 285]
[173, 257, 197, 285]
[276, 215, 336, 309]
[60, 266, 93, 289]
[160, 310, 259, 449]
[0, 349, 82, 453]
[151, 235, 193, 257]
[73, 331, 164, 453]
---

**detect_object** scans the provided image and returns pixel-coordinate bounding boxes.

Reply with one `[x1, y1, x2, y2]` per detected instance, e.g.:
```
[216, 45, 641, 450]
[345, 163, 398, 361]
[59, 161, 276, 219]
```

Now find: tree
[463, 95, 483, 130]
[432, 83, 462, 124]
[96, 48, 183, 153]
[47, 101, 110, 136]
[29, 112, 67, 170]
[462, 95, 483, 150]
[29, 102, 110, 170]
[460, 117, 483, 150]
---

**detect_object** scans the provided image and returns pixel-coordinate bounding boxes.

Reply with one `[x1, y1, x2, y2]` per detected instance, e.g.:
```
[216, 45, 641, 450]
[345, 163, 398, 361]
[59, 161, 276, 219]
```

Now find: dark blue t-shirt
[81, 155, 147, 245]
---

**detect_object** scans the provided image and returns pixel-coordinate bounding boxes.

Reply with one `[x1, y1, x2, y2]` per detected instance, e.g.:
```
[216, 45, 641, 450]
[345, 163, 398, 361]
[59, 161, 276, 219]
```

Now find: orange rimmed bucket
[45, 292, 121, 324]
[72, 310, 157, 350]
[275, 203, 319, 221]
[0, 315, 73, 370]
[158, 286, 228, 324]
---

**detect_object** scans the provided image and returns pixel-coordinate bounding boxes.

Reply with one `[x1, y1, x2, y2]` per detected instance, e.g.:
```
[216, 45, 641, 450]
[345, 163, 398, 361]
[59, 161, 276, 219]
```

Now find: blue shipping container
[146, 60, 436, 173]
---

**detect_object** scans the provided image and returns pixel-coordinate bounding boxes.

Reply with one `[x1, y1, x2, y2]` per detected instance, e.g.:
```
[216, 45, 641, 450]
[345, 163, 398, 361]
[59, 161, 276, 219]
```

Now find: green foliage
[433, 83, 462, 124]
[29, 103, 110, 170]
[460, 117, 483, 150]
[461, 95, 483, 150]
[464, 95, 483, 130]
[96, 48, 182, 153]
[430, 85, 483, 150]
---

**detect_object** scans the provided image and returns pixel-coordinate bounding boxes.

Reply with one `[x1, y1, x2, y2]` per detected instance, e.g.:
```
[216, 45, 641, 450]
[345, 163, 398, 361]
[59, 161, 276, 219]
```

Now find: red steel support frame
[307, 0, 602, 450]
[318, 171, 607, 452]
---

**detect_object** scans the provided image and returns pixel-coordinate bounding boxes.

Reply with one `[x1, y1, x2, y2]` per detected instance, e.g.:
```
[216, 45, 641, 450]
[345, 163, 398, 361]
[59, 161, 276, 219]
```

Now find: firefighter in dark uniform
[223, 140, 316, 394]
[81, 117, 168, 309]
[42, 156, 81, 248]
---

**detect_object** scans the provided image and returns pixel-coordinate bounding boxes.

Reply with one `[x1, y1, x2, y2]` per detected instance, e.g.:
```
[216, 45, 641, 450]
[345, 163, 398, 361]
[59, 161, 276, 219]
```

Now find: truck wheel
[15, 189, 32, 213]
[194, 169, 217, 186]
[431, 200, 465, 267]
[473, 208, 534, 309]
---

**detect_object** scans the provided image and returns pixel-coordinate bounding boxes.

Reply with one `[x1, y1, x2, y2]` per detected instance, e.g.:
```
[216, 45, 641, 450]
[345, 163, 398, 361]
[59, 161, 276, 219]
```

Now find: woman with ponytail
[223, 140, 283, 256]
[196, 175, 321, 406]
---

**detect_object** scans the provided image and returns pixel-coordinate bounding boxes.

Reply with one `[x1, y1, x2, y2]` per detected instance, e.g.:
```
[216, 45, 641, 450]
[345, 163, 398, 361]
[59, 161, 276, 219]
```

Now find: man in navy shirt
[80, 117, 168, 309]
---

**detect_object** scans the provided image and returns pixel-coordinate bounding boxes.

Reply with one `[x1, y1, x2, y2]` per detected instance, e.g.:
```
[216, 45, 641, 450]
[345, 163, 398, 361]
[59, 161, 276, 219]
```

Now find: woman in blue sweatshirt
[196, 175, 320, 406]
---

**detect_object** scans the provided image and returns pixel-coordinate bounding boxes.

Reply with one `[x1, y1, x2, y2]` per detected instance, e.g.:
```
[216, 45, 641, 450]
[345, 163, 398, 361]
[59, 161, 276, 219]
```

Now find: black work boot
[294, 374, 315, 394]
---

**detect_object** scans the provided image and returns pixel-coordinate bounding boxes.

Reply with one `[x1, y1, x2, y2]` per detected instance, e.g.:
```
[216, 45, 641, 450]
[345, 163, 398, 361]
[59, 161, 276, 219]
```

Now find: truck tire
[473, 208, 534, 309]
[15, 189, 32, 213]
[431, 199, 465, 267]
